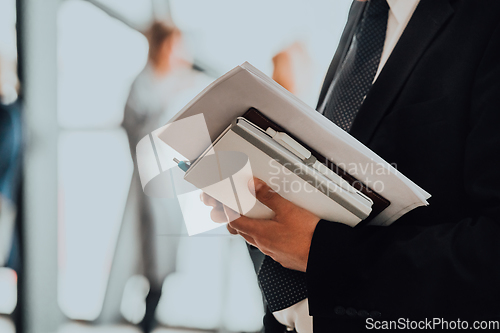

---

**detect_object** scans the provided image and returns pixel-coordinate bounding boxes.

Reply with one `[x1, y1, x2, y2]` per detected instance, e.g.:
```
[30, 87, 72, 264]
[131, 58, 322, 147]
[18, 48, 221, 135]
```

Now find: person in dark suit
[205, 0, 500, 331]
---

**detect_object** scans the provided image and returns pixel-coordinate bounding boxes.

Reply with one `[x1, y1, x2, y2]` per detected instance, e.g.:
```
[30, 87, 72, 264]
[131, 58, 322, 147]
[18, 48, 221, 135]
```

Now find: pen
[173, 158, 190, 172]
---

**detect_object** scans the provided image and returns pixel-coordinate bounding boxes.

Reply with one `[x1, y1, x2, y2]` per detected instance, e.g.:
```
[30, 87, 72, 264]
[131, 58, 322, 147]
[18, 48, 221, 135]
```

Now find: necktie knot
[366, 0, 390, 18]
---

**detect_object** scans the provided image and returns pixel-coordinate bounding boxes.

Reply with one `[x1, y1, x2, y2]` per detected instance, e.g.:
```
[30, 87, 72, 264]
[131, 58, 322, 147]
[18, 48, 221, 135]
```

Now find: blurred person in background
[0, 56, 22, 278]
[271, 41, 313, 99]
[124, 21, 189, 147]
[122, 21, 212, 332]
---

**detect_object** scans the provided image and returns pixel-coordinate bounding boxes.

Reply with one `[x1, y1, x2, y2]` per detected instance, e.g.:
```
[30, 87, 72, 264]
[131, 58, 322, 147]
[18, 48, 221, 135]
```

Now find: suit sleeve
[306, 23, 500, 321]
[263, 306, 287, 333]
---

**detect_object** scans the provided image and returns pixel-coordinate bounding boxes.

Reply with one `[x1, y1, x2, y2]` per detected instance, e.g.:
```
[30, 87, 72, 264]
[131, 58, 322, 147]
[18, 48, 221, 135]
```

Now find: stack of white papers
[156, 62, 430, 227]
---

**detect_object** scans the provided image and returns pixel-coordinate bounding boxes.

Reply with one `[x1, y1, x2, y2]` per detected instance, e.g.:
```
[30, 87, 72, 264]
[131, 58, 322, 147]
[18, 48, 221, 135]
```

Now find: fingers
[229, 214, 269, 240]
[223, 209, 258, 247]
[200, 192, 220, 208]
[249, 178, 291, 215]
[238, 231, 258, 247]
[227, 223, 238, 235]
[210, 206, 228, 223]
[223, 205, 240, 222]
[201, 192, 229, 223]
[235, 226, 274, 257]
[227, 220, 259, 250]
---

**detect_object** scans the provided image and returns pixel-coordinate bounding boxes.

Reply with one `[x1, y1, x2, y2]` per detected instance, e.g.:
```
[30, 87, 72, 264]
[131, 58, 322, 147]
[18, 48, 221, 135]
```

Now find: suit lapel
[349, 0, 454, 145]
[317, 1, 367, 109]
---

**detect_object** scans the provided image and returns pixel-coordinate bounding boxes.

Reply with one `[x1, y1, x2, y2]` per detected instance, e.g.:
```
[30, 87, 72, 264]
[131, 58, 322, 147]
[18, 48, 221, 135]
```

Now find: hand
[229, 178, 320, 272]
[200, 178, 321, 271]
[200, 191, 241, 235]
[200, 191, 230, 223]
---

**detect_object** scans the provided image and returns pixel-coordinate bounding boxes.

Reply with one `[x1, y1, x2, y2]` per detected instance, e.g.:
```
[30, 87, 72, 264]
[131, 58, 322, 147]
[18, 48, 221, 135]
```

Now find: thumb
[249, 178, 290, 214]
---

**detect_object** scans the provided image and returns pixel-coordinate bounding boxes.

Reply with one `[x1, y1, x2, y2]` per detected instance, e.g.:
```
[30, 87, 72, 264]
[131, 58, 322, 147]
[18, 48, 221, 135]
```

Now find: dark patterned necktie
[258, 256, 308, 312]
[323, 0, 390, 131]
[258, 0, 390, 313]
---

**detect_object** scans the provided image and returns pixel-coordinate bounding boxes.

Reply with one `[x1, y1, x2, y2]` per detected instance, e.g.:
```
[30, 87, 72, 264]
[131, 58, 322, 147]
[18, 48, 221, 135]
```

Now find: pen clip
[265, 127, 312, 160]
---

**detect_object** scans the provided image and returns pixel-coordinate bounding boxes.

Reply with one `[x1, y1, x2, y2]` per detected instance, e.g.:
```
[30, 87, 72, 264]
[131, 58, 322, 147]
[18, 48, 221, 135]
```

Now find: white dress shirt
[273, 0, 420, 331]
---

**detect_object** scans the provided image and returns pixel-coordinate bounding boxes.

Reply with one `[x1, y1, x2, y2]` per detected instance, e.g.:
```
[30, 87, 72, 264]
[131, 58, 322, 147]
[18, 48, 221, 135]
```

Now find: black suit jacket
[263, 0, 500, 331]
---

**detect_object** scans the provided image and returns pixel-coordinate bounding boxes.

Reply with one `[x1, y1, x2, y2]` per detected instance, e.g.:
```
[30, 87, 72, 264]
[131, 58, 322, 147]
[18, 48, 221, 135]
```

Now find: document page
[157, 62, 431, 226]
